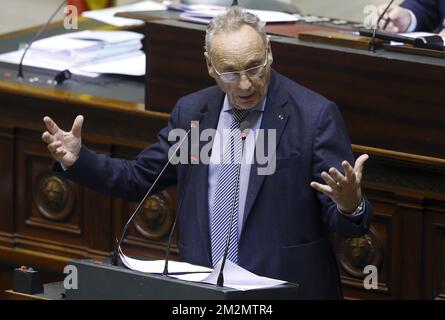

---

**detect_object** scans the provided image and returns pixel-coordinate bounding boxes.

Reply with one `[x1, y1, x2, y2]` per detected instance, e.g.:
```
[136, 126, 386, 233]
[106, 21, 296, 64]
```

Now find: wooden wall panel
[0, 125, 14, 248]
[423, 208, 445, 299]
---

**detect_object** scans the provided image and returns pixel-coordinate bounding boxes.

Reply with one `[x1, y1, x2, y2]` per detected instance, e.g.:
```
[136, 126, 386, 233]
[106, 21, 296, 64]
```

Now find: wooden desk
[5, 282, 65, 300]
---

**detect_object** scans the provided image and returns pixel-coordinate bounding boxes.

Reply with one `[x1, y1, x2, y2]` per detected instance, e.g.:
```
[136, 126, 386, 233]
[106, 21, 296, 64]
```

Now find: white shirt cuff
[406, 9, 417, 32]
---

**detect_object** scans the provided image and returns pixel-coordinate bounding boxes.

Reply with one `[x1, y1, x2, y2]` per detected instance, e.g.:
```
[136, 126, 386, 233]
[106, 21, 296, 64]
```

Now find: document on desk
[75, 51, 145, 76]
[82, 0, 167, 27]
[118, 248, 213, 274]
[390, 32, 445, 46]
[171, 260, 287, 291]
[0, 30, 146, 77]
[171, 3, 297, 24]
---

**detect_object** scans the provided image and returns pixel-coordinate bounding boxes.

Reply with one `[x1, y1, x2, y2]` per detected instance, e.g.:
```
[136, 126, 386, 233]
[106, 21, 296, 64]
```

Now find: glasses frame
[210, 48, 269, 83]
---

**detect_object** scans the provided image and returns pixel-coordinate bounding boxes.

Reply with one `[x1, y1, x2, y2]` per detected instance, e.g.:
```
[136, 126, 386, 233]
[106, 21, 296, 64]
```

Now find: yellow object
[85, 0, 114, 10]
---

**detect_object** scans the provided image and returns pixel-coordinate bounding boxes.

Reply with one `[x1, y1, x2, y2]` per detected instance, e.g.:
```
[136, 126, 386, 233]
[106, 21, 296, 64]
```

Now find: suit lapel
[193, 89, 224, 264]
[242, 71, 289, 230]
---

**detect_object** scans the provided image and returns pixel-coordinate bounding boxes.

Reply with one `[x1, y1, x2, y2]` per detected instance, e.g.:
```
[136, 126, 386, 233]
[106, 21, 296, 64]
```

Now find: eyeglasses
[210, 50, 269, 83]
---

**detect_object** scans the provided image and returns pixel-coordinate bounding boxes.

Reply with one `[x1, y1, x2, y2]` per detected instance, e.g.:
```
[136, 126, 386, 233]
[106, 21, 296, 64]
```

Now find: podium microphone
[162, 107, 208, 276]
[17, 0, 67, 79]
[369, 0, 394, 52]
[112, 108, 207, 266]
[217, 120, 250, 287]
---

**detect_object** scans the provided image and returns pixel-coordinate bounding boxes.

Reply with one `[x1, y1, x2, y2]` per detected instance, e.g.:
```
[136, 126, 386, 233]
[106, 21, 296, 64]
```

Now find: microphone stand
[162, 106, 207, 275]
[369, 0, 394, 52]
[112, 126, 193, 266]
[18, 0, 67, 79]
[217, 122, 249, 287]
[162, 143, 199, 276]
[114, 108, 207, 267]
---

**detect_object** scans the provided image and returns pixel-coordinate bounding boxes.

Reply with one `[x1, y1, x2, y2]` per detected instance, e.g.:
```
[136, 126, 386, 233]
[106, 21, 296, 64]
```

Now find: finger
[379, 18, 389, 29]
[43, 116, 61, 135]
[388, 7, 403, 21]
[71, 115, 84, 138]
[329, 167, 346, 185]
[321, 171, 341, 190]
[378, 19, 386, 29]
[310, 181, 333, 196]
[48, 141, 62, 153]
[354, 154, 369, 179]
[385, 24, 399, 33]
[54, 147, 67, 157]
[42, 131, 54, 144]
[342, 161, 356, 182]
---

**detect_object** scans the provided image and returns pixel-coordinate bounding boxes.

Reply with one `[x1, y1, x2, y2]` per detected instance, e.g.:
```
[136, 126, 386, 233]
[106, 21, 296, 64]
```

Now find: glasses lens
[246, 65, 265, 78]
[220, 72, 238, 82]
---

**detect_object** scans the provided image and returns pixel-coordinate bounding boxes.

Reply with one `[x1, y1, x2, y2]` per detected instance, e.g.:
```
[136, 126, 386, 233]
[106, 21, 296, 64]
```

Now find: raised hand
[377, 5, 412, 33]
[310, 154, 369, 214]
[42, 115, 84, 168]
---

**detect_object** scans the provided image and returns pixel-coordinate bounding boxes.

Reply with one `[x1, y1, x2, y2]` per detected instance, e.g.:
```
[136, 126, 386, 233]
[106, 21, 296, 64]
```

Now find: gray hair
[205, 6, 267, 54]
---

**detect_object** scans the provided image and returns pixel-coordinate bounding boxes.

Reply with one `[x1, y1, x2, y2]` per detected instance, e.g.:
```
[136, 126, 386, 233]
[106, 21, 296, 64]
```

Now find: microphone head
[190, 143, 200, 164]
[240, 120, 251, 140]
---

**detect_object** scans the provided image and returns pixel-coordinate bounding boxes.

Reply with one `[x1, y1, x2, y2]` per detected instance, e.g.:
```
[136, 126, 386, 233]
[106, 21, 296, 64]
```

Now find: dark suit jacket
[401, 0, 445, 31]
[58, 70, 372, 299]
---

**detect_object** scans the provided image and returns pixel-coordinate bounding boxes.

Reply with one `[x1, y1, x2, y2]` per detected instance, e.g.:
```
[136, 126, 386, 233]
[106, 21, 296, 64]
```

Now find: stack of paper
[28, 30, 143, 66]
[0, 30, 146, 77]
[167, 3, 298, 25]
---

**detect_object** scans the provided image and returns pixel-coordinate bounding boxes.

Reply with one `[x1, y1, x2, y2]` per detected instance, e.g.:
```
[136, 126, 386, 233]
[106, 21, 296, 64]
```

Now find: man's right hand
[42, 115, 83, 168]
[377, 5, 412, 33]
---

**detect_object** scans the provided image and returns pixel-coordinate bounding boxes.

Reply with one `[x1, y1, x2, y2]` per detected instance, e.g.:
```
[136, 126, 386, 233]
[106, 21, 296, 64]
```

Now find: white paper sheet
[174, 4, 297, 24]
[170, 260, 286, 291]
[75, 51, 145, 76]
[0, 49, 99, 77]
[0, 49, 146, 77]
[0, 30, 146, 77]
[82, 0, 167, 27]
[390, 32, 445, 46]
[118, 248, 213, 274]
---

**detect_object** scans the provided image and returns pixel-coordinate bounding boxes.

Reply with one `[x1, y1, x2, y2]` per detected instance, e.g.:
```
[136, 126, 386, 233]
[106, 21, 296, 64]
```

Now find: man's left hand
[439, 28, 445, 38]
[310, 154, 369, 214]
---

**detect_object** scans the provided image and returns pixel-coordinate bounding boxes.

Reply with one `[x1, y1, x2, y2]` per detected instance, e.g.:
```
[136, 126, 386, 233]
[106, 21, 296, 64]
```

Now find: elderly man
[42, 6, 372, 299]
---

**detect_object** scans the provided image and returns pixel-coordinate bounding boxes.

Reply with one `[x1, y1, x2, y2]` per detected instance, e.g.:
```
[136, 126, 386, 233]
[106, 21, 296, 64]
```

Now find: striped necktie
[211, 108, 249, 267]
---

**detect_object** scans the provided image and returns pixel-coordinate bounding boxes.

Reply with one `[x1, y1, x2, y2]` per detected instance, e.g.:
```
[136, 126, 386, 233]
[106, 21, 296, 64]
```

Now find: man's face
[205, 24, 273, 110]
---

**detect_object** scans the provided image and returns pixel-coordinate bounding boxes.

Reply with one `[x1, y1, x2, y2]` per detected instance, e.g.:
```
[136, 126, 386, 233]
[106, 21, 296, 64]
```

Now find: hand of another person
[310, 154, 369, 214]
[377, 5, 412, 33]
[42, 115, 83, 168]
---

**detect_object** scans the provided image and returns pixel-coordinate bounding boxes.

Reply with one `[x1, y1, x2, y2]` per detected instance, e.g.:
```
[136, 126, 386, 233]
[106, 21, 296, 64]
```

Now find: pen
[378, 0, 394, 30]
[382, 18, 391, 30]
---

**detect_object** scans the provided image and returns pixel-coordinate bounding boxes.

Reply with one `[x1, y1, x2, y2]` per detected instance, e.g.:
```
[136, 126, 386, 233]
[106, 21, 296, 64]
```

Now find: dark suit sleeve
[312, 102, 372, 238]
[55, 103, 182, 203]
[401, 0, 443, 31]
